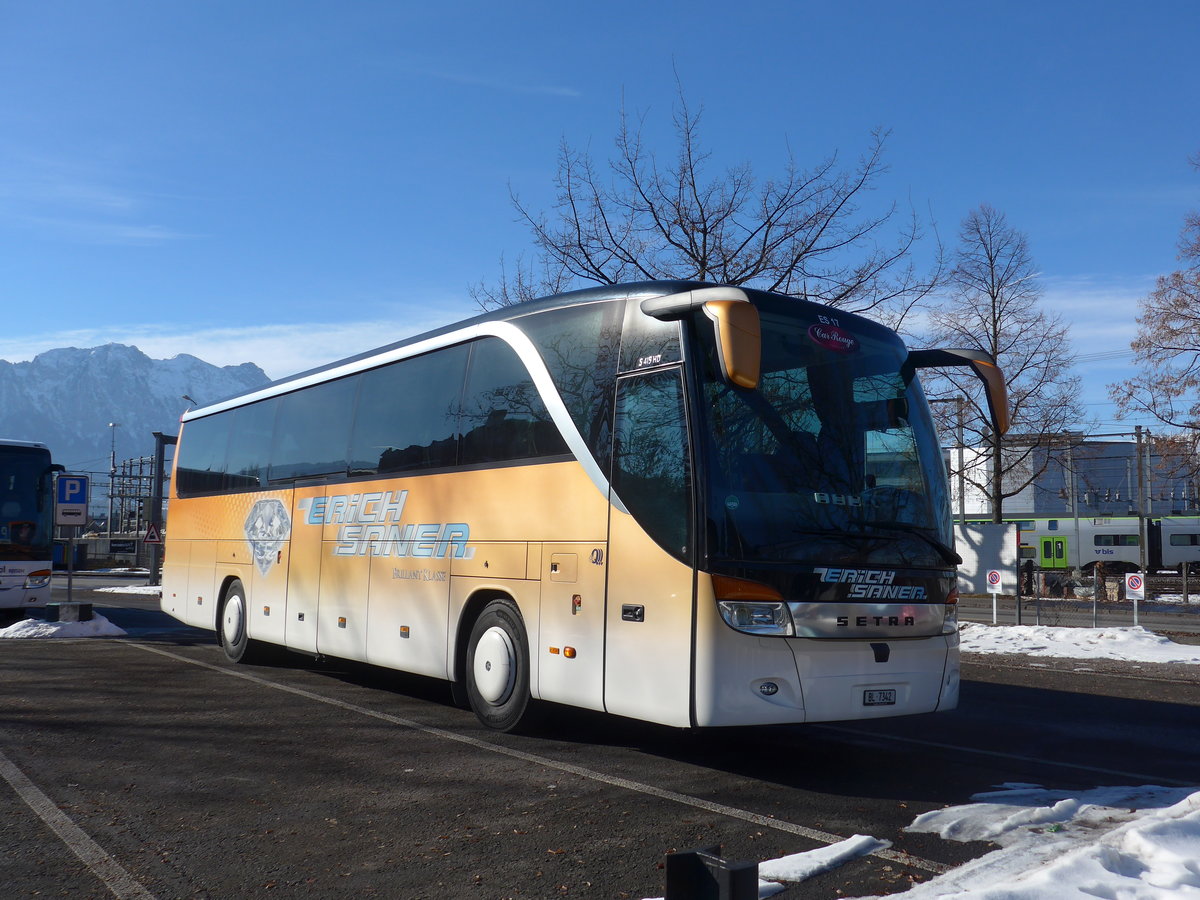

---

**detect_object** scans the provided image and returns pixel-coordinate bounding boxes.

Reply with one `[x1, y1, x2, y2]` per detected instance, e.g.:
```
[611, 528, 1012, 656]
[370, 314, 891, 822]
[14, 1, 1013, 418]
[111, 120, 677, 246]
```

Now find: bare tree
[1110, 151, 1200, 477]
[473, 91, 942, 327]
[924, 205, 1084, 522]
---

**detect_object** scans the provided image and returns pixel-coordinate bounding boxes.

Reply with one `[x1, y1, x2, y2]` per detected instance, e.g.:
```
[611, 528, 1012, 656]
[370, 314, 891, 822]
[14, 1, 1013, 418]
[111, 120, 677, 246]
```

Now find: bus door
[245, 493, 292, 647]
[284, 484, 325, 653]
[1040, 536, 1068, 570]
[603, 368, 696, 728]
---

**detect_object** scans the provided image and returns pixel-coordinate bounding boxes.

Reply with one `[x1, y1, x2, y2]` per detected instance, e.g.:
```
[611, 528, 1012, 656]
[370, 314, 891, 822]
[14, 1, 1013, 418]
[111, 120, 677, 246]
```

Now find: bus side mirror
[702, 300, 760, 390]
[906, 348, 1010, 435]
[640, 287, 761, 390]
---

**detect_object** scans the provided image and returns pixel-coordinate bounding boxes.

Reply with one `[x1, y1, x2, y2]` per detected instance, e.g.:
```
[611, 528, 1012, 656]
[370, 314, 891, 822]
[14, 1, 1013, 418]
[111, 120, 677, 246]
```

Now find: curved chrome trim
[181, 321, 625, 511]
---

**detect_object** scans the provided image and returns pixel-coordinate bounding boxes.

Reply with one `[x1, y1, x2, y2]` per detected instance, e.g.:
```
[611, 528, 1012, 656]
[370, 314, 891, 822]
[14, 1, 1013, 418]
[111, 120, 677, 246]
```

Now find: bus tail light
[713, 575, 794, 636]
[943, 586, 959, 634]
[24, 569, 52, 589]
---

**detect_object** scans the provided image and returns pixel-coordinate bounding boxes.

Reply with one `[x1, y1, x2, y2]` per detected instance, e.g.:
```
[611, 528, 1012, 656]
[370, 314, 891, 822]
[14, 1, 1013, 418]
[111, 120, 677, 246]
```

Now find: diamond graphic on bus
[244, 498, 291, 574]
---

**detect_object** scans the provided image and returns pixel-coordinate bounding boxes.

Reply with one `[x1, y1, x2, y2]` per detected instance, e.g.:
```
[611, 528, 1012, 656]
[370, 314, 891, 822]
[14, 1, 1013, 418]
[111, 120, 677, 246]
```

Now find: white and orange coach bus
[161, 281, 1008, 731]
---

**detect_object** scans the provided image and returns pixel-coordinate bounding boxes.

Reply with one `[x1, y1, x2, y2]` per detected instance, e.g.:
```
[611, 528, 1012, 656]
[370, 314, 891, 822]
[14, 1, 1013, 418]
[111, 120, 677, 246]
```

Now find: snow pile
[643, 835, 890, 899]
[92, 584, 162, 596]
[0, 614, 126, 639]
[959, 623, 1200, 665]
[891, 783, 1200, 898]
[647, 786, 1200, 898]
[759, 834, 891, 883]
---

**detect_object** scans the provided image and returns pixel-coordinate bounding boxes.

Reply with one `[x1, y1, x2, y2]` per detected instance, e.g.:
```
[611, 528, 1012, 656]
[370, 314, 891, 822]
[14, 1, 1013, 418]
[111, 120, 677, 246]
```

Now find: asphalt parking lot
[2, 580, 1198, 899]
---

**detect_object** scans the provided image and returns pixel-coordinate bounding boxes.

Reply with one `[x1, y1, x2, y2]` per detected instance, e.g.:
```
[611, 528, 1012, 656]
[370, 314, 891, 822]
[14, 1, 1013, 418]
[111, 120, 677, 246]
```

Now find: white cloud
[1041, 273, 1153, 351]
[0, 300, 481, 380]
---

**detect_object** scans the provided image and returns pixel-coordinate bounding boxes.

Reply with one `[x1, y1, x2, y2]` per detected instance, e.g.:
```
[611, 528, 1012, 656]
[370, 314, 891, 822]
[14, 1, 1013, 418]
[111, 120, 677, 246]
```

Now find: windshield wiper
[850, 520, 962, 566]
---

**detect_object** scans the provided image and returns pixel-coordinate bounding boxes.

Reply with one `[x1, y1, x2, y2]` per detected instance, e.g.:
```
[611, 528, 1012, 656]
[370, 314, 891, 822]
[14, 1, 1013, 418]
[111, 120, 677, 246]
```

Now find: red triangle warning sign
[143, 523, 163, 544]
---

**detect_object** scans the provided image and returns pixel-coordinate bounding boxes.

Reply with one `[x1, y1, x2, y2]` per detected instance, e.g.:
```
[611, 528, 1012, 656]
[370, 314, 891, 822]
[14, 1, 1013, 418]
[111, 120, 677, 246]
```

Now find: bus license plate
[863, 689, 896, 707]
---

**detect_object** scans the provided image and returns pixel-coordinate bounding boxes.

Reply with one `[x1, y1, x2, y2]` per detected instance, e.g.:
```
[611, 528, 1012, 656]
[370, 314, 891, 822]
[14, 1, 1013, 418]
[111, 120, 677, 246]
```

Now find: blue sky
[1, 0, 1196, 431]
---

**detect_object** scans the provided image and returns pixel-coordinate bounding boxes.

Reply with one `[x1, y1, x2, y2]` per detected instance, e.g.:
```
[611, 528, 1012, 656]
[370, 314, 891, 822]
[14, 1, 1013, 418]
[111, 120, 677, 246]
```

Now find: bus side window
[518, 302, 624, 475]
[459, 338, 568, 465]
[350, 346, 468, 475]
[176, 413, 234, 495]
[270, 376, 360, 480]
[225, 399, 279, 491]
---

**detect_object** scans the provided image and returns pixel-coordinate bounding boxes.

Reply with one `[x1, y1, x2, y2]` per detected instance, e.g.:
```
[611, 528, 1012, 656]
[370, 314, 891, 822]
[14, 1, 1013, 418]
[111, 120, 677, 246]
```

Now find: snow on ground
[651, 625, 1200, 898]
[647, 785, 1200, 898]
[5, 609, 1199, 896]
[877, 784, 1200, 899]
[960, 623, 1200, 665]
[1148, 594, 1200, 605]
[0, 613, 126, 639]
[90, 584, 163, 596]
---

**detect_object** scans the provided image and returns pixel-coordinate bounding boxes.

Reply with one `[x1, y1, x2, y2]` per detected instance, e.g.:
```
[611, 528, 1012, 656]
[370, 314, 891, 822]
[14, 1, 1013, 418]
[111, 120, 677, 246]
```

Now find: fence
[960, 573, 1200, 633]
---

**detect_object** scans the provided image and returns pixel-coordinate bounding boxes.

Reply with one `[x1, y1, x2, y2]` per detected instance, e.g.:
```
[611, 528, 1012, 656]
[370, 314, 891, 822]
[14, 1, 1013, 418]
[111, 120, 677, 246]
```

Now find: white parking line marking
[0, 744, 157, 900]
[131, 643, 950, 874]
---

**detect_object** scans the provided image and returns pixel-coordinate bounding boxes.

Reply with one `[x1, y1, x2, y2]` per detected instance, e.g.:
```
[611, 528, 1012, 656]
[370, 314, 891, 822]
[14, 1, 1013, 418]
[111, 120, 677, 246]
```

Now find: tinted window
[613, 369, 692, 561]
[270, 376, 360, 480]
[349, 345, 468, 475]
[176, 414, 232, 495]
[225, 399, 279, 491]
[1171, 533, 1200, 547]
[460, 338, 567, 465]
[518, 302, 623, 473]
[0, 446, 54, 556]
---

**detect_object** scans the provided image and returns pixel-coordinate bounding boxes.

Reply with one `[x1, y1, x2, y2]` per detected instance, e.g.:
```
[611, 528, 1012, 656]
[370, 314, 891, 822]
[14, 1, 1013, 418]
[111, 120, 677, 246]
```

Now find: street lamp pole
[108, 422, 120, 538]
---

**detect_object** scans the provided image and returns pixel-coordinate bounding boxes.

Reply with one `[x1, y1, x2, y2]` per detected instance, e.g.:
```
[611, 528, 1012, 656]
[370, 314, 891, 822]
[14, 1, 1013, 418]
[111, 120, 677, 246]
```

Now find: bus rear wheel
[466, 598, 534, 732]
[218, 580, 265, 664]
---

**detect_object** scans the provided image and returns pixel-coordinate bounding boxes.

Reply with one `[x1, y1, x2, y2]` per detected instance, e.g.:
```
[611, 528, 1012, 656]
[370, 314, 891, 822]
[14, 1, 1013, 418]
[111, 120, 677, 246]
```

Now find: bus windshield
[0, 445, 54, 559]
[698, 299, 954, 569]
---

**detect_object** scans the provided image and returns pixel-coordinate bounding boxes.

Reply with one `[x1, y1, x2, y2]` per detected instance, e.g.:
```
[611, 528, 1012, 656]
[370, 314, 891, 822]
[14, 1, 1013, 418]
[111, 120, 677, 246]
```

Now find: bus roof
[0, 439, 51, 450]
[181, 280, 856, 421]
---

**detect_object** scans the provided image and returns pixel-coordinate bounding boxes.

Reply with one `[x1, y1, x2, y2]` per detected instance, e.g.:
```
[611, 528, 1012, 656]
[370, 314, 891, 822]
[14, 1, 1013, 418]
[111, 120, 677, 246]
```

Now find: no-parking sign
[1125, 573, 1145, 601]
[987, 569, 1003, 594]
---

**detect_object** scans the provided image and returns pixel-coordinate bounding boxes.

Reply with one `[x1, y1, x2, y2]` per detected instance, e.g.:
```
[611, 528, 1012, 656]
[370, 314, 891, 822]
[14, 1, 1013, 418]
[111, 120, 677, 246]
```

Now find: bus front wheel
[466, 599, 534, 731]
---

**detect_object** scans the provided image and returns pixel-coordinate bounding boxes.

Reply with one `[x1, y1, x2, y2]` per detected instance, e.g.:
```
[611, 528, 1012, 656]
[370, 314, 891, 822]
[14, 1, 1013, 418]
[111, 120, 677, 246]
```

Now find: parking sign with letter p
[55, 474, 90, 526]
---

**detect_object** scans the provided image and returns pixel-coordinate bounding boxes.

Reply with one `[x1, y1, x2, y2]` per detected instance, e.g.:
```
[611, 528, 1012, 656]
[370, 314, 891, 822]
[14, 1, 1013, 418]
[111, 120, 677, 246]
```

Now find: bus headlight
[713, 574, 795, 636]
[24, 569, 52, 589]
[718, 601, 795, 636]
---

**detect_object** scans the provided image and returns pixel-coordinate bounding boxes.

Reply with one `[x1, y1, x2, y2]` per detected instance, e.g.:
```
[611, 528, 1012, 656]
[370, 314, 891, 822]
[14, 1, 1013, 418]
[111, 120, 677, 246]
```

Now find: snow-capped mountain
[0, 344, 270, 471]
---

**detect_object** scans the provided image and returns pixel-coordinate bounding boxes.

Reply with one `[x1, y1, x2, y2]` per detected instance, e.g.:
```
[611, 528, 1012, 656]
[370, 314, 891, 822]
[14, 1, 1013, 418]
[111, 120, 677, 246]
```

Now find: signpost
[1125, 572, 1145, 626]
[55, 475, 89, 526]
[55, 475, 90, 603]
[987, 569, 1003, 624]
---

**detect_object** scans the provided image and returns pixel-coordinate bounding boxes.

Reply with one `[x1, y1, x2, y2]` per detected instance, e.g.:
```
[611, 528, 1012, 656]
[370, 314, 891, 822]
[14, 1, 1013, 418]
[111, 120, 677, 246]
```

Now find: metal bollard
[664, 845, 758, 900]
[45, 601, 94, 623]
